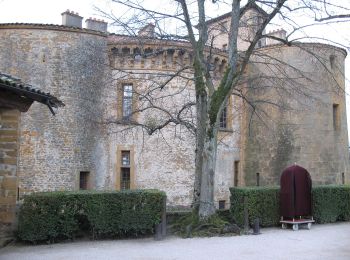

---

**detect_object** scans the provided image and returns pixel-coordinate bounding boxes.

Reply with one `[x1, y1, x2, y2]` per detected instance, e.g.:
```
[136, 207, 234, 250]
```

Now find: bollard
[154, 196, 167, 241]
[253, 218, 261, 235]
[243, 196, 249, 234]
[161, 197, 167, 237]
[154, 223, 163, 241]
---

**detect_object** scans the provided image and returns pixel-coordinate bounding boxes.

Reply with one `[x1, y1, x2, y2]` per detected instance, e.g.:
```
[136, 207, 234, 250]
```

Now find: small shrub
[17, 190, 166, 243]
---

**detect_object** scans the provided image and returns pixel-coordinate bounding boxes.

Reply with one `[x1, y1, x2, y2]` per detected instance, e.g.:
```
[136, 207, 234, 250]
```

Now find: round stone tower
[0, 18, 109, 196]
[242, 43, 349, 186]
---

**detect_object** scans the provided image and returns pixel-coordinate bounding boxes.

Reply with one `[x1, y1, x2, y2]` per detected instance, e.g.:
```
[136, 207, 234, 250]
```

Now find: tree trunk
[193, 93, 207, 211]
[198, 127, 218, 220]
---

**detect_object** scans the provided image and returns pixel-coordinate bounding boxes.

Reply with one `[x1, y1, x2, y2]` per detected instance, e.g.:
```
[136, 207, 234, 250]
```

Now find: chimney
[61, 10, 83, 28]
[85, 18, 108, 32]
[138, 23, 155, 38]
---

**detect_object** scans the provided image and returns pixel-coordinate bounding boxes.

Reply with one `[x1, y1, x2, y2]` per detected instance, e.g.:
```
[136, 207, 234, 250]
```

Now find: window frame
[117, 80, 138, 122]
[79, 171, 90, 190]
[333, 103, 340, 131]
[122, 84, 133, 120]
[116, 146, 135, 190]
[218, 96, 233, 131]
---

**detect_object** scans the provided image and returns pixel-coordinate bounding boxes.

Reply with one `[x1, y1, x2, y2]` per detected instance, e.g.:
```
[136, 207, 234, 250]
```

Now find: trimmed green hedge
[17, 190, 166, 243]
[312, 185, 350, 223]
[230, 187, 280, 227]
[230, 185, 350, 227]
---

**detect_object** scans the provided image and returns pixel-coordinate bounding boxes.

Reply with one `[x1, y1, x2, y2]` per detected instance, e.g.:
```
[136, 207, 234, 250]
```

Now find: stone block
[4, 151, 17, 158]
[0, 196, 16, 205]
[0, 110, 19, 117]
[0, 211, 16, 224]
[0, 121, 18, 129]
[0, 143, 17, 150]
[0, 136, 17, 143]
[1, 115, 19, 122]
[0, 158, 17, 165]
[1, 177, 17, 190]
[0, 130, 18, 137]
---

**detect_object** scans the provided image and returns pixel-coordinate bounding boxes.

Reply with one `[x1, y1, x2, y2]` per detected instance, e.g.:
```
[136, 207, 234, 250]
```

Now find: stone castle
[0, 5, 349, 234]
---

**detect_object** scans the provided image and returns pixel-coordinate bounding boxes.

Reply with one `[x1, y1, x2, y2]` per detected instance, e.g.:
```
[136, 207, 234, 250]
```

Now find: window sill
[218, 128, 233, 133]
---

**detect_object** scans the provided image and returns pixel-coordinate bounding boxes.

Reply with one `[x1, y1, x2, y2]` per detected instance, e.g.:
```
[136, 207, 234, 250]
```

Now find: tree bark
[198, 127, 218, 220]
[193, 92, 207, 211]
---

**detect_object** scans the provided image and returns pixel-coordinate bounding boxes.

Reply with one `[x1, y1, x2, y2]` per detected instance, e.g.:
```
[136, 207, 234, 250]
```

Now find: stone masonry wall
[0, 25, 109, 196]
[242, 44, 349, 186]
[0, 109, 20, 239]
[107, 39, 241, 209]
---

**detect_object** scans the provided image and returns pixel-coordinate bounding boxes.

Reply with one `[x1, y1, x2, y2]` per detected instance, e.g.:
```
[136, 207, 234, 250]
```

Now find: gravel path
[1, 222, 349, 260]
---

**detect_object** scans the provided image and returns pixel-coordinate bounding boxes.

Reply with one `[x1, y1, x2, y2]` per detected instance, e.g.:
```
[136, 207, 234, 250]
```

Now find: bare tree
[98, 0, 350, 221]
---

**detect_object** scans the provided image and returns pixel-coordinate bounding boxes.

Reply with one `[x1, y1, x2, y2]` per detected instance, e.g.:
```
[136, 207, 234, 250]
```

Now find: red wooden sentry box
[280, 165, 312, 218]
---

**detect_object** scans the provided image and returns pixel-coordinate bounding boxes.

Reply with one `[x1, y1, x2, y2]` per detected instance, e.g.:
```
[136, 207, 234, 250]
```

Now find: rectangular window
[120, 151, 131, 190]
[122, 84, 133, 119]
[79, 171, 89, 190]
[219, 200, 226, 210]
[257, 40, 262, 48]
[121, 151, 130, 166]
[220, 106, 227, 129]
[121, 168, 130, 190]
[234, 161, 239, 187]
[333, 104, 339, 131]
[219, 21, 228, 33]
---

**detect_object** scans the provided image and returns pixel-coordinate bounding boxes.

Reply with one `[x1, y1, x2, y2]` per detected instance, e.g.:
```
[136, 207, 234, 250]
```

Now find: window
[219, 106, 227, 129]
[79, 171, 89, 190]
[121, 168, 130, 190]
[116, 147, 135, 191]
[234, 161, 239, 187]
[122, 84, 133, 119]
[121, 151, 130, 166]
[219, 21, 228, 33]
[257, 40, 262, 48]
[219, 200, 226, 210]
[252, 16, 259, 26]
[333, 104, 340, 131]
[329, 55, 336, 69]
[120, 151, 131, 190]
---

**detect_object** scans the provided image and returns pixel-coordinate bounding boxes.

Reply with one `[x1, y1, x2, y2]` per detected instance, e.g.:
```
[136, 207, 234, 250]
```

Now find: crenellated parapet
[108, 34, 229, 75]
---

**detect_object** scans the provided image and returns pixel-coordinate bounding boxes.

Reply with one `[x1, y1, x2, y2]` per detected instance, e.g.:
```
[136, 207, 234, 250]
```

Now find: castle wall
[0, 22, 347, 213]
[107, 39, 241, 208]
[242, 44, 349, 186]
[0, 25, 109, 196]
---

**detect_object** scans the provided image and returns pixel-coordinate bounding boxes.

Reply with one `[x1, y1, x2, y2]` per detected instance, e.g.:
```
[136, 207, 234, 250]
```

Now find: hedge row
[17, 190, 166, 243]
[230, 185, 350, 227]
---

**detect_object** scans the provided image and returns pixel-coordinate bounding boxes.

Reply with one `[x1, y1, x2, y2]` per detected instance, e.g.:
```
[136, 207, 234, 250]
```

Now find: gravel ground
[1, 222, 349, 260]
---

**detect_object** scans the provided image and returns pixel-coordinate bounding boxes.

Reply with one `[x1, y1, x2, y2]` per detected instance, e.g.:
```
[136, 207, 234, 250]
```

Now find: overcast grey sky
[1, 0, 350, 140]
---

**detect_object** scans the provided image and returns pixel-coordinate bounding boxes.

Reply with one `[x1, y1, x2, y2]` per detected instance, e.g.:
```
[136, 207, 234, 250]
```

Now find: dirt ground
[1, 222, 349, 260]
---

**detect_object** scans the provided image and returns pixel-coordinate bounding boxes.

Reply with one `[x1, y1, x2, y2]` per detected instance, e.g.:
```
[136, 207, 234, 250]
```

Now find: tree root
[171, 211, 240, 238]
